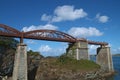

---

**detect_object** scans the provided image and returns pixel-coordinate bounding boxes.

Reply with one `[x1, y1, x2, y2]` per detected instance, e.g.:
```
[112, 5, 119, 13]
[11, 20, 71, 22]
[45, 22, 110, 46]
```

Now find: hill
[35, 55, 101, 80]
[0, 37, 112, 80]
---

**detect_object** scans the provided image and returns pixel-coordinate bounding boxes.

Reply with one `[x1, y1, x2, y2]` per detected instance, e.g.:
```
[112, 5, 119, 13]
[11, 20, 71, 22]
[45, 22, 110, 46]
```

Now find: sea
[90, 56, 120, 80]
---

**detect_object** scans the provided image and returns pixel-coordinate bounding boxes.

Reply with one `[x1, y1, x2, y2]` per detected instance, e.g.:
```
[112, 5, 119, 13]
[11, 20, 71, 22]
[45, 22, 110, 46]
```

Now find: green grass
[39, 55, 100, 72]
[54, 55, 100, 71]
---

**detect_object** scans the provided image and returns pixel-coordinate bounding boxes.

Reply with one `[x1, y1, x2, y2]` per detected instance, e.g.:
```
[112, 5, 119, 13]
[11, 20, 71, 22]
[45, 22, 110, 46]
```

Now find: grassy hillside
[36, 55, 100, 72]
[35, 55, 101, 80]
[49, 55, 100, 71]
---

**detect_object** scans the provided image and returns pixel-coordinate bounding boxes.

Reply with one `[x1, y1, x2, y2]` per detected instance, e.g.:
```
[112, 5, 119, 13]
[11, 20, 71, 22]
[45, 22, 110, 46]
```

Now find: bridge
[0, 24, 108, 45]
[0, 24, 113, 80]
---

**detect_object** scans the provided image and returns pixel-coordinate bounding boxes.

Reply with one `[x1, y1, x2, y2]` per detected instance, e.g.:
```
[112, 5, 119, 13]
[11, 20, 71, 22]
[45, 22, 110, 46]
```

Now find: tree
[0, 36, 19, 50]
[0, 36, 19, 76]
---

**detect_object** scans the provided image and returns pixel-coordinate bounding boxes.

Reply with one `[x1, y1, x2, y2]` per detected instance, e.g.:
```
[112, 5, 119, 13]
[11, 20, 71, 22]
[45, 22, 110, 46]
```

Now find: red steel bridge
[0, 24, 108, 46]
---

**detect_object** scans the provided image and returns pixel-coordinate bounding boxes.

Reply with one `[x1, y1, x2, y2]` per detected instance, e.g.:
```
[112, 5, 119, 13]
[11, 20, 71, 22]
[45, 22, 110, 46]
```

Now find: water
[113, 56, 120, 80]
[90, 56, 120, 80]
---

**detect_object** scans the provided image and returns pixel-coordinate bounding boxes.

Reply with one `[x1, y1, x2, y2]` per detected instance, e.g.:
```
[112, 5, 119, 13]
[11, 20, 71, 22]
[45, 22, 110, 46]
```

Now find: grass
[53, 55, 101, 71]
[39, 55, 101, 73]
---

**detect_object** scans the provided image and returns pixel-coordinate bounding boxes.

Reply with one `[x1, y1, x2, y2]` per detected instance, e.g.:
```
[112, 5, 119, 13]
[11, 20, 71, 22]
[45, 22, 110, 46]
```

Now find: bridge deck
[0, 24, 108, 45]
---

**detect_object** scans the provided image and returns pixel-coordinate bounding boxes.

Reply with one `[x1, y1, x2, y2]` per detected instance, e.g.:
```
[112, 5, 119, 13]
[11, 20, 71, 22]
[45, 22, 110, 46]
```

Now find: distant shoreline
[112, 54, 120, 56]
[90, 54, 120, 57]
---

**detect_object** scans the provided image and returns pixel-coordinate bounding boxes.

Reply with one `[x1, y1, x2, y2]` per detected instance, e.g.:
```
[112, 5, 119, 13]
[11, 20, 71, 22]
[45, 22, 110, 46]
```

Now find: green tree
[0, 36, 19, 49]
[27, 50, 41, 56]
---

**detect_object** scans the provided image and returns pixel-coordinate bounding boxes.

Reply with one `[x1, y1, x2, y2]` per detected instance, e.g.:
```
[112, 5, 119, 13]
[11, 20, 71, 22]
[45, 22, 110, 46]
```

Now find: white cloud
[112, 47, 120, 54]
[96, 13, 109, 23]
[68, 27, 103, 38]
[88, 45, 99, 54]
[108, 43, 112, 47]
[41, 5, 87, 22]
[38, 44, 67, 57]
[52, 5, 87, 22]
[89, 45, 99, 50]
[41, 14, 52, 22]
[26, 40, 36, 44]
[22, 24, 58, 32]
[27, 47, 31, 51]
[38, 45, 52, 52]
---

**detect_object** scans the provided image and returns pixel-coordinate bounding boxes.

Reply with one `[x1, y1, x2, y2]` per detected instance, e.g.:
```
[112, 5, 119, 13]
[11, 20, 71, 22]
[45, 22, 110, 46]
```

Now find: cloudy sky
[0, 0, 120, 56]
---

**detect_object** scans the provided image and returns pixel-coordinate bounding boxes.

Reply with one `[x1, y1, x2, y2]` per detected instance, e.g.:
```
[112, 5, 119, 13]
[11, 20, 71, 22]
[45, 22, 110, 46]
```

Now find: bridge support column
[96, 46, 113, 71]
[66, 41, 89, 60]
[12, 43, 27, 80]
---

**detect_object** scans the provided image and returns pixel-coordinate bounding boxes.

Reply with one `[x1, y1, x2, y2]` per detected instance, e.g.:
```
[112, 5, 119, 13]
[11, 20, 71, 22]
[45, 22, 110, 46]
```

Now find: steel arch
[0, 24, 108, 45]
[24, 30, 77, 42]
[0, 24, 21, 37]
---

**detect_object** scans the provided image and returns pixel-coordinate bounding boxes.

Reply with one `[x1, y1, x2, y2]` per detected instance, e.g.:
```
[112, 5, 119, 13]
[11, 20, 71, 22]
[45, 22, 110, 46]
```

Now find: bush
[56, 54, 100, 71]
[57, 54, 76, 64]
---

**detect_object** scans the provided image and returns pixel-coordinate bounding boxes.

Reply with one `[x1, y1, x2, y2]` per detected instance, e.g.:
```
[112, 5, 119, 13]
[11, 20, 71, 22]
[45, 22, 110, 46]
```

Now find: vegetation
[0, 36, 19, 49]
[35, 54, 101, 80]
[0, 37, 19, 76]
[27, 50, 41, 56]
[0, 36, 101, 79]
[48, 54, 101, 71]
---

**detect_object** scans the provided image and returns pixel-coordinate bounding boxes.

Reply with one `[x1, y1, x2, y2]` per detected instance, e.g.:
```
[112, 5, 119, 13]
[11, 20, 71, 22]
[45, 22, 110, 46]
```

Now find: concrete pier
[96, 46, 113, 71]
[66, 41, 89, 60]
[67, 40, 114, 72]
[12, 43, 27, 80]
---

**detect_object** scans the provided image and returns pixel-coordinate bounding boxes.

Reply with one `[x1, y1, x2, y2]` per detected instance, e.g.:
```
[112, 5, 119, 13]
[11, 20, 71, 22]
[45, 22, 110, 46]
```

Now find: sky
[0, 0, 120, 56]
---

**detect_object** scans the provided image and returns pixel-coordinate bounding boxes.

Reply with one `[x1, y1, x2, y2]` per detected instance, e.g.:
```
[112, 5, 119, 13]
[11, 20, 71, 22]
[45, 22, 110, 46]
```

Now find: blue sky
[0, 0, 120, 56]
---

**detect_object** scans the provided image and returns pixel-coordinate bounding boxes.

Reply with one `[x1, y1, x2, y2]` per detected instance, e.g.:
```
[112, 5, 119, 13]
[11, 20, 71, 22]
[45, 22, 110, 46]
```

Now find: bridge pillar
[96, 45, 113, 71]
[12, 43, 27, 80]
[66, 41, 89, 60]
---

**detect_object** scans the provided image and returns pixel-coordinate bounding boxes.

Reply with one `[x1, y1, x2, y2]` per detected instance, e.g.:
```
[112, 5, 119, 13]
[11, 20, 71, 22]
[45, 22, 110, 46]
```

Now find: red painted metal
[87, 40, 108, 46]
[23, 30, 77, 42]
[0, 24, 21, 37]
[0, 24, 108, 45]
[77, 38, 108, 46]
